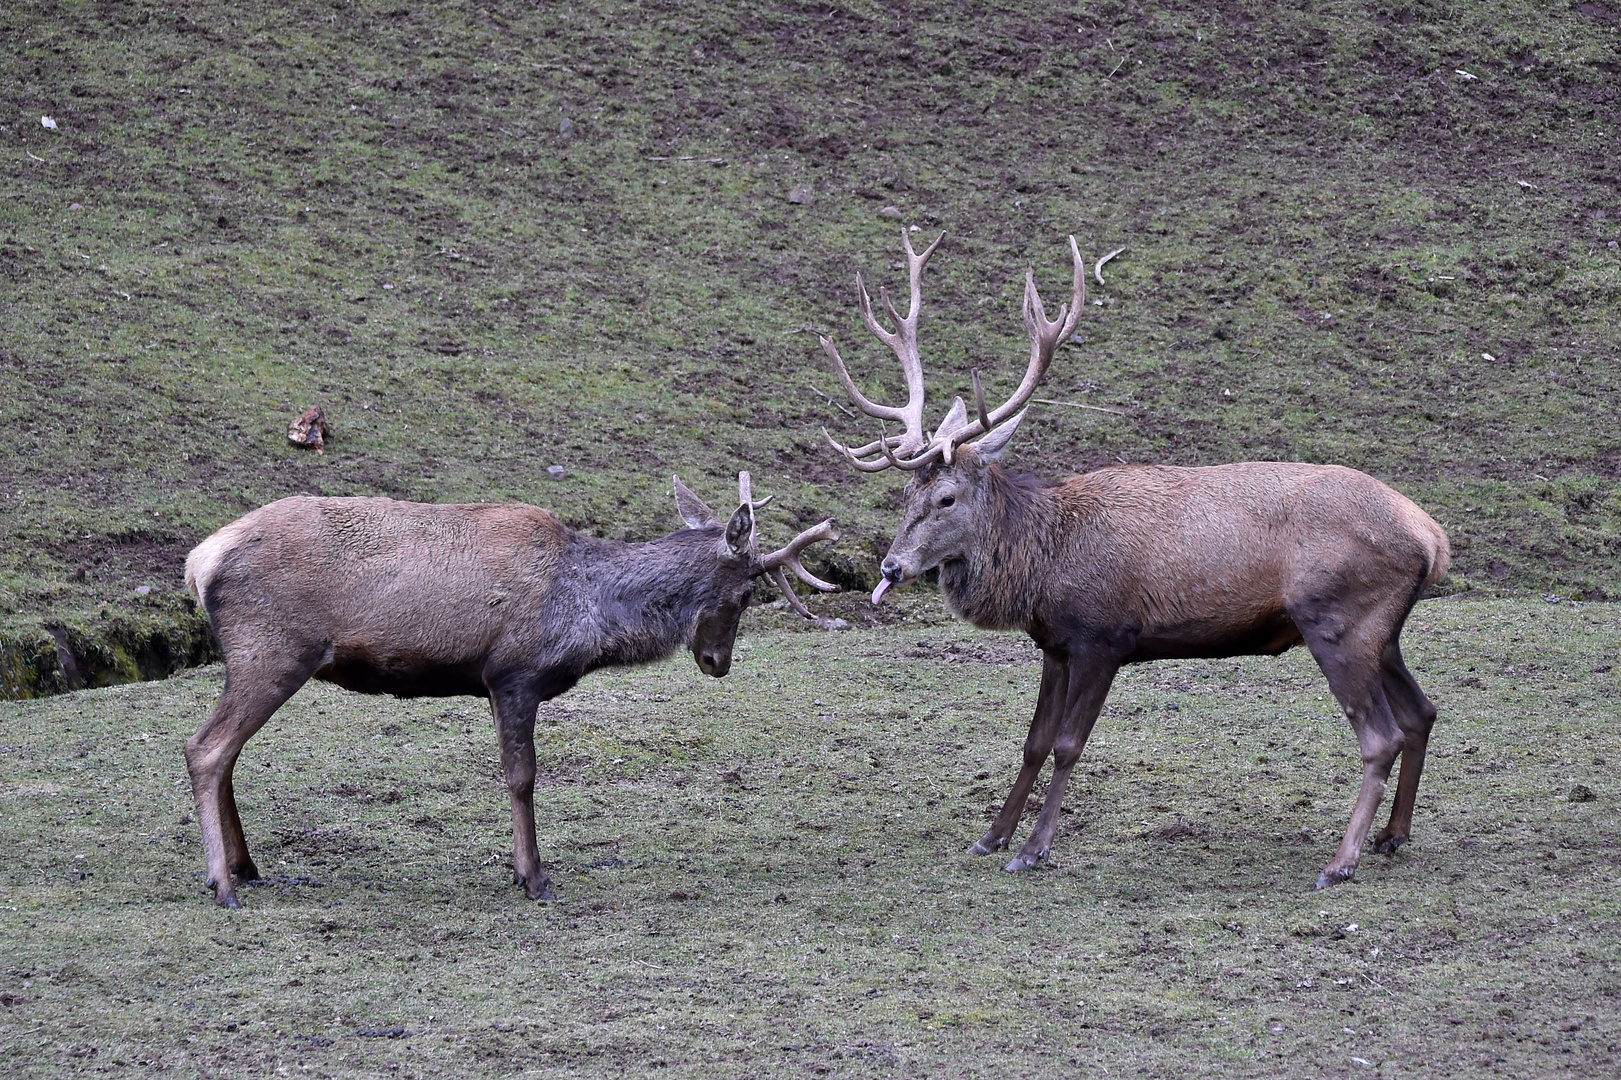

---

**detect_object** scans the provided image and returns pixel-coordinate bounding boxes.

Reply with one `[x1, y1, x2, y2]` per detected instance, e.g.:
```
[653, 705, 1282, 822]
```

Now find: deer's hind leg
[972, 652, 1067, 857]
[219, 764, 258, 882]
[187, 647, 323, 908]
[1291, 602, 1409, 890]
[1371, 639, 1438, 855]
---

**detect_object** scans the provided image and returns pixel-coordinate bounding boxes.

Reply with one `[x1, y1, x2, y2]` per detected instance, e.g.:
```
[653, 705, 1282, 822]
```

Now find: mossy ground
[2, 597, 1618, 1076]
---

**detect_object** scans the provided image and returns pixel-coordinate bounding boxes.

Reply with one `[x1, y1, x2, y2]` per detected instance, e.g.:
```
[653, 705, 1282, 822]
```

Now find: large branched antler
[819, 229, 945, 471]
[820, 233, 1091, 472]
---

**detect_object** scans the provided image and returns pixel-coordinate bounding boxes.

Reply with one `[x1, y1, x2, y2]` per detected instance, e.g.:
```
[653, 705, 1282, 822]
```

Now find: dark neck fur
[569, 529, 728, 669]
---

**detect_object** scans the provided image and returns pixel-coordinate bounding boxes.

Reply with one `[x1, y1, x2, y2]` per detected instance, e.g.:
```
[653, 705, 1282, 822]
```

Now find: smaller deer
[183, 473, 838, 907]
[820, 231, 1449, 889]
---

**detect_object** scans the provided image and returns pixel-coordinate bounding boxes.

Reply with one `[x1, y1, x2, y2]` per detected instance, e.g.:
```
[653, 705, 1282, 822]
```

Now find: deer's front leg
[1005, 651, 1117, 873]
[491, 683, 553, 901]
[972, 653, 1068, 856]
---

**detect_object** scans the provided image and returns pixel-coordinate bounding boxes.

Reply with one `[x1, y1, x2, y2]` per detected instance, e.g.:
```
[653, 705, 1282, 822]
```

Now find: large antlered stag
[183, 474, 838, 907]
[820, 232, 1450, 889]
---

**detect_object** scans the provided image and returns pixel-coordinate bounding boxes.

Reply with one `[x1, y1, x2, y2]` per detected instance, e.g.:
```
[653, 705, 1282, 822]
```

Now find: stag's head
[671, 472, 841, 674]
[873, 416, 1028, 601]
[817, 231, 1087, 603]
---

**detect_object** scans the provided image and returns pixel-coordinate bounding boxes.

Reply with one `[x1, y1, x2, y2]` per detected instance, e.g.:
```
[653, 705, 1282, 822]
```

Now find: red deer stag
[183, 474, 838, 907]
[819, 231, 1449, 889]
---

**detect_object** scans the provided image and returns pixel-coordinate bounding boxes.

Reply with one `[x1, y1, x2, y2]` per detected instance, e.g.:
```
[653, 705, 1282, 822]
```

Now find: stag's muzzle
[871, 559, 909, 605]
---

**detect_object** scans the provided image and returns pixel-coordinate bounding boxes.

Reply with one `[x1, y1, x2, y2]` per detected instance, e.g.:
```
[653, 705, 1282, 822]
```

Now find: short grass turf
[2, 596, 1618, 1077]
[3, 0, 1621, 636]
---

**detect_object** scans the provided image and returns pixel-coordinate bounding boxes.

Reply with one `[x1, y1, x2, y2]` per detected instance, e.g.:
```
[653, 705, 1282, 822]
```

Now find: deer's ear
[724, 503, 756, 558]
[673, 476, 716, 530]
[969, 408, 1026, 461]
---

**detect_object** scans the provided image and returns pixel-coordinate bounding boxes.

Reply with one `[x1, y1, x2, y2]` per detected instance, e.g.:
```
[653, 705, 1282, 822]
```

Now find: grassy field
[2, 0, 1620, 646]
[3, 2, 1621, 1076]
[1, 595, 1618, 1077]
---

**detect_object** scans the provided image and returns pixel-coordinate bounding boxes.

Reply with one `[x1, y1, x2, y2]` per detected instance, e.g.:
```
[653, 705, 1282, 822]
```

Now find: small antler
[823, 235, 1089, 472]
[760, 519, 841, 618]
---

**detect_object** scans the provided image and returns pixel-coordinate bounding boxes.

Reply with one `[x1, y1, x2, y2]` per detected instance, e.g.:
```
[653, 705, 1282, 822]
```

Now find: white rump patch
[184, 519, 254, 606]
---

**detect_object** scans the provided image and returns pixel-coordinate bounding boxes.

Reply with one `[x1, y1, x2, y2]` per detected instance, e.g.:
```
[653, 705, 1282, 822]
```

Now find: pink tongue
[871, 578, 892, 606]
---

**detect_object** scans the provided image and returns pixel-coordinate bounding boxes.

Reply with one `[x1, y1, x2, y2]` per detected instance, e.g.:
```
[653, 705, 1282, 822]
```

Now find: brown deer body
[821, 232, 1449, 888]
[184, 475, 837, 907]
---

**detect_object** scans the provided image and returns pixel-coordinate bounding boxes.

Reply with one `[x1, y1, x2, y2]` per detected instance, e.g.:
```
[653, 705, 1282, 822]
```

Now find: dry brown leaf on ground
[287, 405, 330, 453]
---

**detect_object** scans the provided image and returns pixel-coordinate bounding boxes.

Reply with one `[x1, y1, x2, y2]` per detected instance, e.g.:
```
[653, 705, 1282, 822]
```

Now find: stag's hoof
[206, 876, 240, 908]
[1372, 832, 1407, 855]
[1004, 849, 1047, 873]
[232, 859, 262, 882]
[1314, 866, 1355, 890]
[523, 876, 557, 902]
[969, 836, 1008, 856]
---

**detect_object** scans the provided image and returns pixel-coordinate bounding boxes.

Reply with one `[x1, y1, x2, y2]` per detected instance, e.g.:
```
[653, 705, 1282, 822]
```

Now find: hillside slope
[2, 1, 1618, 655]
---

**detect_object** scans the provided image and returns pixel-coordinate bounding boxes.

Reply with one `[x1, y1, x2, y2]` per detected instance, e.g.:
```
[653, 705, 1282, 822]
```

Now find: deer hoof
[1372, 833, 1406, 855]
[1314, 867, 1355, 890]
[206, 877, 240, 908]
[968, 836, 1007, 856]
[232, 859, 262, 882]
[525, 878, 557, 902]
[1003, 850, 1045, 873]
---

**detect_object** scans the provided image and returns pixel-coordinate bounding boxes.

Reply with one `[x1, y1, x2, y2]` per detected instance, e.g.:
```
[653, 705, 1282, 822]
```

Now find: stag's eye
[939, 495, 955, 508]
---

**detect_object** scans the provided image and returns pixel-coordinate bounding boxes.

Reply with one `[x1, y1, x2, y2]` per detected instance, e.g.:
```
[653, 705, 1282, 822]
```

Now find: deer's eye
[939, 495, 955, 508]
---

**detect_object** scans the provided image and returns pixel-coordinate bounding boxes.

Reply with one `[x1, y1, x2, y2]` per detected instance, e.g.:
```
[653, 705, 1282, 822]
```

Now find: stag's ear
[673, 476, 716, 530]
[969, 407, 1027, 461]
[724, 502, 756, 557]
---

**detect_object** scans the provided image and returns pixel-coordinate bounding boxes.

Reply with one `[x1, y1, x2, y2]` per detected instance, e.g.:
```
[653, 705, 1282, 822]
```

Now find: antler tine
[841, 433, 907, 458]
[819, 335, 904, 425]
[903, 228, 946, 316]
[760, 519, 841, 590]
[855, 272, 903, 352]
[971, 368, 991, 432]
[770, 566, 814, 618]
[822, 427, 910, 473]
[957, 234, 1086, 443]
[1063, 234, 1087, 338]
[760, 518, 842, 620]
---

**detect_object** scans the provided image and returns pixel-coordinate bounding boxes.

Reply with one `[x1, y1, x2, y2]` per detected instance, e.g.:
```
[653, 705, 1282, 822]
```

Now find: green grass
[1, 596, 1618, 1076]
[3, 0, 1620, 641]
[3, 3, 1621, 1074]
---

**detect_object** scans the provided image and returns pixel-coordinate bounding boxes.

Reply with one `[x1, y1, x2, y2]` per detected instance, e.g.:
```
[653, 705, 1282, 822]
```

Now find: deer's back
[186, 497, 572, 688]
[1035, 463, 1448, 656]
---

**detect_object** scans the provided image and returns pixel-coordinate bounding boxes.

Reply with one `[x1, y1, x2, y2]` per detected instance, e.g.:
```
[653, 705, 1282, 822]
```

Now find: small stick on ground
[1032, 397, 1129, 415]
[1360, 972, 1394, 996]
[807, 384, 856, 418]
[1094, 247, 1127, 286]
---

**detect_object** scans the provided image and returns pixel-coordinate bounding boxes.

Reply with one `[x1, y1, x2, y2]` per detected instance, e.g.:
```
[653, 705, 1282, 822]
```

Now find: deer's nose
[880, 558, 906, 583]
[697, 650, 731, 678]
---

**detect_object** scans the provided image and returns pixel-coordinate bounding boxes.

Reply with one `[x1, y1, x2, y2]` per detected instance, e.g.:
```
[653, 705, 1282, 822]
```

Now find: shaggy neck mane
[576, 529, 730, 668]
[939, 466, 1062, 632]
